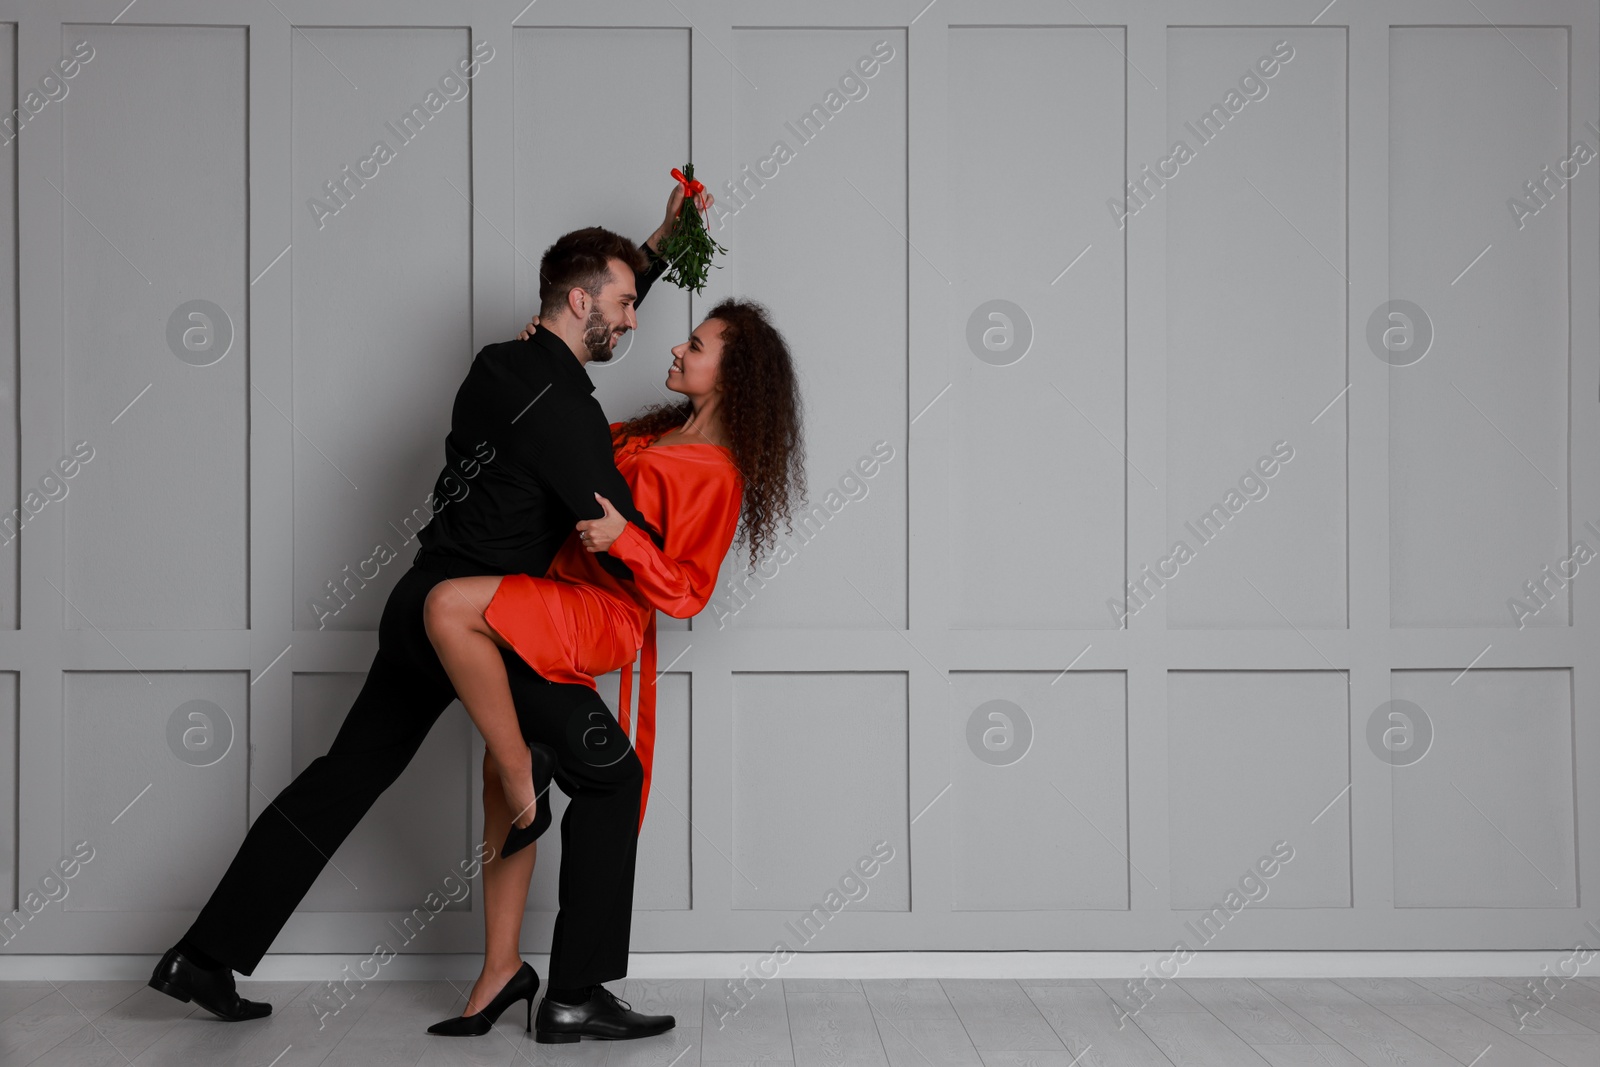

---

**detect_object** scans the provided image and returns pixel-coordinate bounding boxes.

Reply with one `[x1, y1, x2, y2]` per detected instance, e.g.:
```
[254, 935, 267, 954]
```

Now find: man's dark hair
[538, 226, 648, 319]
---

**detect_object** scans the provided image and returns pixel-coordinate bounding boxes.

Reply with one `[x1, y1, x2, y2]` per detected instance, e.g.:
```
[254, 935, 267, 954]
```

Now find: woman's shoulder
[647, 444, 739, 471]
[643, 447, 742, 496]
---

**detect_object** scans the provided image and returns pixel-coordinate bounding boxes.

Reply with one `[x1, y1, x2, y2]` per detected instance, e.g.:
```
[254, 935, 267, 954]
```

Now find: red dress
[483, 423, 742, 831]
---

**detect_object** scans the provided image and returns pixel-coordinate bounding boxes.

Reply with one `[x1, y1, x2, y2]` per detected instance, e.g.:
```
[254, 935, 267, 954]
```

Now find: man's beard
[583, 306, 621, 362]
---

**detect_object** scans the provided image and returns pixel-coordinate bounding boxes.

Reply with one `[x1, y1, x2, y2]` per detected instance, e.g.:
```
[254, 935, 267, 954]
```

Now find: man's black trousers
[182, 556, 644, 988]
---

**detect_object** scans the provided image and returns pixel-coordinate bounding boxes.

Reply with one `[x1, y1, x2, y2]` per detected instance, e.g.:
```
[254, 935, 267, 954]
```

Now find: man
[149, 182, 706, 1043]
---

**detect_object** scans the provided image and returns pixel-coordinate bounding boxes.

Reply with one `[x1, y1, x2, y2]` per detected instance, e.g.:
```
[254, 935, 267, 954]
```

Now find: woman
[421, 297, 804, 1036]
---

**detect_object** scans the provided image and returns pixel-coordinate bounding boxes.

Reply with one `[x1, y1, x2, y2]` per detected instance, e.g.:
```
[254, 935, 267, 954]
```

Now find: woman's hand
[516, 314, 541, 341]
[576, 492, 628, 553]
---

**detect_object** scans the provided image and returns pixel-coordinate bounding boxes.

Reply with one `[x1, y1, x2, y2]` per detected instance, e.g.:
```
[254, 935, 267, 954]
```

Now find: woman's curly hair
[612, 298, 805, 572]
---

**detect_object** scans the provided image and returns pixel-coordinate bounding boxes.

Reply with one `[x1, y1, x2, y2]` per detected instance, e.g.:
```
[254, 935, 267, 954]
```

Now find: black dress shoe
[534, 984, 674, 1043]
[501, 742, 559, 859]
[147, 946, 271, 1021]
[427, 960, 539, 1036]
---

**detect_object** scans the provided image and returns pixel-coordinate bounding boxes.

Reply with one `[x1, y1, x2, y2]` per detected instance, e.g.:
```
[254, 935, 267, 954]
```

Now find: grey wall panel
[62, 25, 247, 631]
[0, 672, 13, 913]
[62, 671, 247, 911]
[1388, 28, 1569, 628]
[8, 0, 1596, 961]
[946, 28, 1126, 631]
[1165, 28, 1347, 630]
[290, 28, 474, 631]
[291, 672, 473, 913]
[1167, 671, 1351, 910]
[729, 671, 907, 911]
[526, 671, 691, 913]
[0, 22, 15, 631]
[615, 669, 691, 910]
[719, 28, 907, 630]
[511, 26, 694, 632]
[1391, 668, 1574, 908]
[949, 671, 1128, 910]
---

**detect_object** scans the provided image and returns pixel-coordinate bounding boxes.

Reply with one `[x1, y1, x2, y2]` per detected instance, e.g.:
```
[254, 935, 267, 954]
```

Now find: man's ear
[566, 285, 589, 319]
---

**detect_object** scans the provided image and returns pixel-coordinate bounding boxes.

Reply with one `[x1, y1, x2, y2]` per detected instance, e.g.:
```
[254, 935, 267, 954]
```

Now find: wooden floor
[2, 974, 1598, 1066]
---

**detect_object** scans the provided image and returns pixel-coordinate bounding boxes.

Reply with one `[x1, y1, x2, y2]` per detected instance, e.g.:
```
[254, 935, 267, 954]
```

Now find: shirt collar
[526, 323, 596, 395]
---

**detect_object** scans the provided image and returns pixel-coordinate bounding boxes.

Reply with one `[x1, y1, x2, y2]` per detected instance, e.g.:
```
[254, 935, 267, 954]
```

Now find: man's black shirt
[415, 244, 669, 581]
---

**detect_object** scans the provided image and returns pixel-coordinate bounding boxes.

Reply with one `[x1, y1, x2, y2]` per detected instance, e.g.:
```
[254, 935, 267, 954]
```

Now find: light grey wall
[3, 0, 1597, 962]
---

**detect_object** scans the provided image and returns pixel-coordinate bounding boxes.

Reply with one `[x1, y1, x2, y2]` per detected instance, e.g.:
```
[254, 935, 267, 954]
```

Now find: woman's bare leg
[459, 750, 537, 1015]
[422, 576, 537, 829]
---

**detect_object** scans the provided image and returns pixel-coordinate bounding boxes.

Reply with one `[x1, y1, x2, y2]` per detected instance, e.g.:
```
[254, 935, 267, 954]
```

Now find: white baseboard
[1, 951, 1595, 982]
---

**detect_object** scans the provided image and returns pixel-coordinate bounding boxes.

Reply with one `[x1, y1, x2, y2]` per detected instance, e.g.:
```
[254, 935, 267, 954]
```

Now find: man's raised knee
[610, 747, 645, 787]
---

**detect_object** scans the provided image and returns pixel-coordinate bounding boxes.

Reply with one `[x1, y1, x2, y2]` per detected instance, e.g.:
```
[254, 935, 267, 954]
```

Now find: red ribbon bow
[671, 167, 705, 200]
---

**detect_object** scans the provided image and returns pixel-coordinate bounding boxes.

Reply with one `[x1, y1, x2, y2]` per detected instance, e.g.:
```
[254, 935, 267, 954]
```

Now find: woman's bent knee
[421, 582, 452, 638]
[423, 580, 480, 643]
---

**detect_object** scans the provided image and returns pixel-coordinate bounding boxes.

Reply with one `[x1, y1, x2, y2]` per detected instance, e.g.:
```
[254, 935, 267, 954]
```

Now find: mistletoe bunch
[657, 164, 728, 295]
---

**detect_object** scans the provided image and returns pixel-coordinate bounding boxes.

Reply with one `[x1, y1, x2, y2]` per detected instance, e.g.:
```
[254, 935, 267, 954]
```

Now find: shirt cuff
[609, 520, 646, 558]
